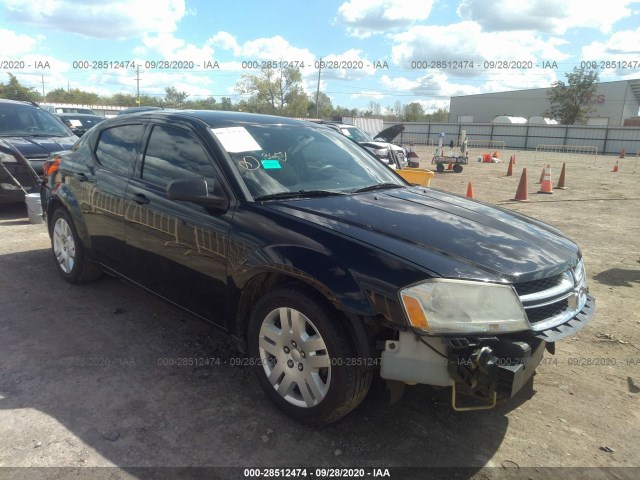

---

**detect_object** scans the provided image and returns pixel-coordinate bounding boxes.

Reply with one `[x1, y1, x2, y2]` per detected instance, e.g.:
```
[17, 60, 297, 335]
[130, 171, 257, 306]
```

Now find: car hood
[360, 141, 405, 152]
[265, 187, 579, 283]
[374, 124, 404, 142]
[1, 135, 77, 160]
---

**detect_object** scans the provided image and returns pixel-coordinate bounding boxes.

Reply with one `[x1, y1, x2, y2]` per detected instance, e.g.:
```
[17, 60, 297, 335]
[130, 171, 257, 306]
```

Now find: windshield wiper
[352, 183, 404, 193]
[254, 190, 345, 201]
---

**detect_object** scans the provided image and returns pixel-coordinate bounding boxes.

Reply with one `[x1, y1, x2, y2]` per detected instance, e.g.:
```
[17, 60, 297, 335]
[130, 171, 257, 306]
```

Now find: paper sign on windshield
[211, 127, 261, 153]
[69, 119, 83, 127]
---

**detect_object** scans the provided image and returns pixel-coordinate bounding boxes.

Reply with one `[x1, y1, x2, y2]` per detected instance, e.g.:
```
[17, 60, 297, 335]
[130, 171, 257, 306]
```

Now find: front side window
[94, 124, 143, 175]
[142, 125, 215, 188]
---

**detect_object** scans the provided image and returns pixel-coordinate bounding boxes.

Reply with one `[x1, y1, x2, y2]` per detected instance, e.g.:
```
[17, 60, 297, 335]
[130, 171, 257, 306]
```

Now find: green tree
[220, 97, 234, 111]
[545, 68, 599, 125]
[403, 102, 425, 122]
[235, 66, 303, 114]
[0, 73, 40, 102]
[307, 91, 333, 118]
[424, 108, 448, 122]
[284, 86, 309, 117]
[46, 87, 100, 104]
[164, 86, 189, 107]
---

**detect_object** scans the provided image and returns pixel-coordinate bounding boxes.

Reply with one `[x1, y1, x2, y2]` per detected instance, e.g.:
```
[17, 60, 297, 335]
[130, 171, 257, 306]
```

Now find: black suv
[0, 99, 77, 203]
[41, 110, 595, 425]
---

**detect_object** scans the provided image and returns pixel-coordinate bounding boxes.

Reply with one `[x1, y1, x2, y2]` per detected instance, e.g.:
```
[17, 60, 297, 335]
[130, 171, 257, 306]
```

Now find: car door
[123, 121, 233, 325]
[72, 122, 144, 270]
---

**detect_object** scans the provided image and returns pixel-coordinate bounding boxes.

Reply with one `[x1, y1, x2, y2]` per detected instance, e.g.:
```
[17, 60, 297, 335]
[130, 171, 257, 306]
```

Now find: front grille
[525, 298, 569, 324]
[514, 274, 563, 296]
[515, 262, 586, 331]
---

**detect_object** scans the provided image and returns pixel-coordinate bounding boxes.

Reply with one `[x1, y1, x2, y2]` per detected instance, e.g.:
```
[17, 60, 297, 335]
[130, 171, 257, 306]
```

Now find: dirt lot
[0, 150, 639, 479]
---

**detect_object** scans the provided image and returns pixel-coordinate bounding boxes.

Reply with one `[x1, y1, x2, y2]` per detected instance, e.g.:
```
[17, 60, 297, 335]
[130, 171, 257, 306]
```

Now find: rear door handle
[132, 193, 150, 205]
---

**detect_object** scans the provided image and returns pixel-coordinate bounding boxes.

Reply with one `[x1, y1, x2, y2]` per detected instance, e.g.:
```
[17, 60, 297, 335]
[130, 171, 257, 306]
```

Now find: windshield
[339, 126, 374, 142]
[211, 124, 403, 200]
[0, 104, 72, 137]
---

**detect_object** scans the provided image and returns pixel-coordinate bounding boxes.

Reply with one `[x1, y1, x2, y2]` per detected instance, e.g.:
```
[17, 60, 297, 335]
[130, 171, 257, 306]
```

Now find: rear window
[94, 124, 143, 175]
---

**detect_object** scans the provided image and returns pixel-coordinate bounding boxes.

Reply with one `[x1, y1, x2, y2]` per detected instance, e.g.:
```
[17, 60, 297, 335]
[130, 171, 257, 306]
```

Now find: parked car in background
[41, 110, 594, 425]
[320, 122, 407, 168]
[43, 105, 97, 115]
[0, 99, 77, 203]
[54, 113, 105, 137]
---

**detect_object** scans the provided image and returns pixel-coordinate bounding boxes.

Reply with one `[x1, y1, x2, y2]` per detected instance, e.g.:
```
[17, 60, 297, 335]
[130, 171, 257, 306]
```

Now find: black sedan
[54, 113, 105, 137]
[41, 110, 594, 425]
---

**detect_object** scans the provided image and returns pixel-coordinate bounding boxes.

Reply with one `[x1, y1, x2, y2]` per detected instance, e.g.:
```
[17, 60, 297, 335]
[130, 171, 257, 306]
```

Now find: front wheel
[453, 164, 463, 173]
[247, 287, 371, 425]
[50, 208, 102, 284]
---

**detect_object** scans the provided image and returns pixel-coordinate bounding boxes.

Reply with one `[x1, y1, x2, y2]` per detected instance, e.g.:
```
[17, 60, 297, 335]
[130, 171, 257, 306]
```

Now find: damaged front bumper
[380, 293, 595, 411]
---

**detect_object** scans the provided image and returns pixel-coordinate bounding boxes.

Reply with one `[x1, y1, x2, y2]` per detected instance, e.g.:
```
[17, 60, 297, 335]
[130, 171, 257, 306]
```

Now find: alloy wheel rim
[258, 307, 331, 408]
[53, 218, 76, 274]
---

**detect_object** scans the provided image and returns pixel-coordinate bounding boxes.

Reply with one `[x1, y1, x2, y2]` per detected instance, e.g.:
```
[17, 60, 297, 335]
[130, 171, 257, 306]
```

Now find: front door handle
[75, 172, 88, 182]
[132, 193, 150, 205]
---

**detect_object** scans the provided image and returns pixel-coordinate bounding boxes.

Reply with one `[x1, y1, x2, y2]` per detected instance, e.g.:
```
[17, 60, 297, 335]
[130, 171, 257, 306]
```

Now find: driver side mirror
[166, 177, 229, 212]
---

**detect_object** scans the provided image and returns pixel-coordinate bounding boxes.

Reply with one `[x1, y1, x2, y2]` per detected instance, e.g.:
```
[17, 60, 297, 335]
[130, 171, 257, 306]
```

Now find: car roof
[55, 113, 102, 118]
[0, 99, 39, 107]
[112, 109, 313, 128]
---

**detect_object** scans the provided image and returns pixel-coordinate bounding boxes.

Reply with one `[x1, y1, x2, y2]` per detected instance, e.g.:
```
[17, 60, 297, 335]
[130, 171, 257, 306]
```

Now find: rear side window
[141, 125, 215, 188]
[95, 124, 143, 175]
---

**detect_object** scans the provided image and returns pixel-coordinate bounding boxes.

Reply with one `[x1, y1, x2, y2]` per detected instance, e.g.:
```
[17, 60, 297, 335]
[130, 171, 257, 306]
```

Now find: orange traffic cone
[466, 181, 474, 199]
[506, 157, 513, 176]
[512, 168, 529, 202]
[512, 154, 516, 165]
[538, 164, 553, 194]
[538, 167, 545, 184]
[620, 149, 625, 159]
[447, 163, 453, 170]
[556, 163, 568, 189]
[612, 160, 619, 172]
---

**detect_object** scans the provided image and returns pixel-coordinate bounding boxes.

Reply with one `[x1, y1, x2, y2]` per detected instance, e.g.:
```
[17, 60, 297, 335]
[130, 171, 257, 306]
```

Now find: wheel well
[234, 272, 369, 356]
[47, 199, 64, 234]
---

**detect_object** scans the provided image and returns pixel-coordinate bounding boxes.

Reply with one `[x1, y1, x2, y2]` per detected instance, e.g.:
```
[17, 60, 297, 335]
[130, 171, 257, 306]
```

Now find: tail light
[42, 155, 61, 178]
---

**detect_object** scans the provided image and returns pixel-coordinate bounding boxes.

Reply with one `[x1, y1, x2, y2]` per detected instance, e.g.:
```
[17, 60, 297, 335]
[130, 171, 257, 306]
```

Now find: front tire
[248, 287, 371, 425]
[50, 208, 102, 284]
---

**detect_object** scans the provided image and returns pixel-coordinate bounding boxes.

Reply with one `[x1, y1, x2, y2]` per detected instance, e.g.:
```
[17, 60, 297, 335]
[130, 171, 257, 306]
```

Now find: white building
[449, 79, 640, 126]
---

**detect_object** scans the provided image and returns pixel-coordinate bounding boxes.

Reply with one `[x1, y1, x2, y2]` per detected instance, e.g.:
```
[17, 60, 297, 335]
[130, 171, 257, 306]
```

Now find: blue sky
[1, 0, 639, 112]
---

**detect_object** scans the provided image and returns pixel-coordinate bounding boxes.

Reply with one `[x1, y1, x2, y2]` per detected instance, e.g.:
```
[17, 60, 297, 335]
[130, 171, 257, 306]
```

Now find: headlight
[399, 279, 530, 334]
[573, 259, 586, 286]
[373, 148, 389, 157]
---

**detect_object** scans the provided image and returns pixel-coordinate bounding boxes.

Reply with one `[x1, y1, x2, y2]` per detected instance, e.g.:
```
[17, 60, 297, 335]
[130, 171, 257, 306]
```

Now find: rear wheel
[248, 287, 371, 425]
[453, 164, 463, 173]
[50, 208, 102, 284]
[436, 163, 445, 173]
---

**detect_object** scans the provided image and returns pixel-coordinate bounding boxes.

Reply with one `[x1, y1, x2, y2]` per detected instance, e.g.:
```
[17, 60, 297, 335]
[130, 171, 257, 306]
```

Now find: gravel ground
[0, 149, 639, 479]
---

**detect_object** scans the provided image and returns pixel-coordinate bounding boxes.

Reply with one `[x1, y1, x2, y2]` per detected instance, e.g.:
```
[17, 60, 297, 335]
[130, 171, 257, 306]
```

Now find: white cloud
[336, 0, 434, 38]
[350, 91, 386, 100]
[208, 32, 241, 56]
[134, 33, 214, 62]
[2, 0, 185, 39]
[457, 0, 637, 34]
[391, 22, 569, 71]
[0, 28, 39, 56]
[381, 71, 481, 98]
[581, 27, 640, 78]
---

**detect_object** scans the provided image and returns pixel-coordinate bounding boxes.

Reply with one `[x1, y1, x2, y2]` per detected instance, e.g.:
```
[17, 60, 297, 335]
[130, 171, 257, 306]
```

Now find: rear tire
[50, 208, 102, 284]
[247, 287, 371, 425]
[453, 164, 463, 173]
[436, 163, 444, 173]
